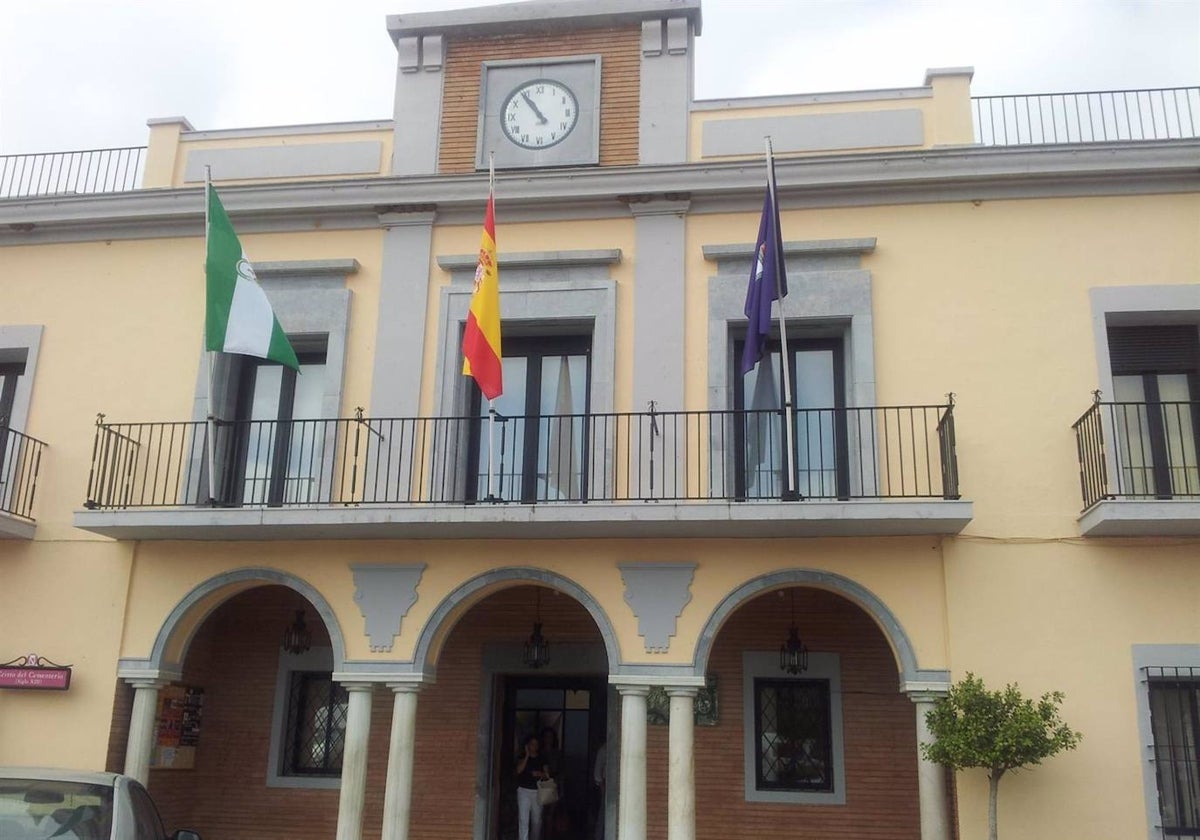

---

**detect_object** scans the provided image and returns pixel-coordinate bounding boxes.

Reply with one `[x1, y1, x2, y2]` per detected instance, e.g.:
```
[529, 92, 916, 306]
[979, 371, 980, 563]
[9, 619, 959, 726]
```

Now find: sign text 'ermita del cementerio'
[0, 653, 72, 690]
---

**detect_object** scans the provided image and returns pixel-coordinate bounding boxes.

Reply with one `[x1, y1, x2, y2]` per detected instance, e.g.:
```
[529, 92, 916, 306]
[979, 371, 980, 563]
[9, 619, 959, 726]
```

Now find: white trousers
[518, 786, 543, 840]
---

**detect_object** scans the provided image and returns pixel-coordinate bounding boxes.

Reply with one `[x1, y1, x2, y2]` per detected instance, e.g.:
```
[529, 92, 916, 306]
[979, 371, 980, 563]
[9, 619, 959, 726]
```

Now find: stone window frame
[266, 646, 343, 790]
[1132, 644, 1200, 839]
[0, 325, 43, 434]
[187, 260, 355, 504]
[705, 240, 877, 497]
[742, 651, 846, 805]
[432, 251, 619, 499]
[1086, 286, 1200, 504]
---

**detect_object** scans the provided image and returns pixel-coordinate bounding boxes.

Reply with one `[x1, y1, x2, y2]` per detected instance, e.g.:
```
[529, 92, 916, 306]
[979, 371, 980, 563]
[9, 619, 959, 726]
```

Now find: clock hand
[521, 91, 549, 125]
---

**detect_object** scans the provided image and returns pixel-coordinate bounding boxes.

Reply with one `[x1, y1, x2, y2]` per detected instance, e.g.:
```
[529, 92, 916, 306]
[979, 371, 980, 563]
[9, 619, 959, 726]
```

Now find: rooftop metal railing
[974, 87, 1200, 146]
[0, 427, 47, 521]
[83, 404, 960, 510]
[1073, 400, 1200, 510]
[0, 147, 146, 199]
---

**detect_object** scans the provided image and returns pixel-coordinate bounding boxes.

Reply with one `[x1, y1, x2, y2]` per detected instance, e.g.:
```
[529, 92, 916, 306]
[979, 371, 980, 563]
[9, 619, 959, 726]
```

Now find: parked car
[0, 768, 199, 840]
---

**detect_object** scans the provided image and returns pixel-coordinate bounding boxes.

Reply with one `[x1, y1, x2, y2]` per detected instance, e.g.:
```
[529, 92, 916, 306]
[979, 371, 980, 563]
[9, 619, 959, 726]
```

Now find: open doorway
[496, 675, 607, 840]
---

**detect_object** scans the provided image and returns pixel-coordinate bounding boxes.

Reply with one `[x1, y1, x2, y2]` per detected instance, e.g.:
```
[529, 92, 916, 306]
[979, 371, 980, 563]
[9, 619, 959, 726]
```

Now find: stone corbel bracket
[620, 562, 697, 653]
[351, 563, 426, 652]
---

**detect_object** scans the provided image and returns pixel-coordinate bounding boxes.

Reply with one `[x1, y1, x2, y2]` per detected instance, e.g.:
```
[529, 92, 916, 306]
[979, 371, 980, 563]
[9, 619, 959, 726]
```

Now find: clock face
[501, 79, 579, 151]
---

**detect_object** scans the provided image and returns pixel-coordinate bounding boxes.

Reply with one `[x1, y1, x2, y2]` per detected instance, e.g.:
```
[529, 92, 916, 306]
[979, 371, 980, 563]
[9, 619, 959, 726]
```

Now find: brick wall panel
[439, 27, 641, 173]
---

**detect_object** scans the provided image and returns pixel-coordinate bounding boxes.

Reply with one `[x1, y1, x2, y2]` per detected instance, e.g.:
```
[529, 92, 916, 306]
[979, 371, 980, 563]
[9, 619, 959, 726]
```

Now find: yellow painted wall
[1, 183, 1197, 840]
[0, 541, 133, 768]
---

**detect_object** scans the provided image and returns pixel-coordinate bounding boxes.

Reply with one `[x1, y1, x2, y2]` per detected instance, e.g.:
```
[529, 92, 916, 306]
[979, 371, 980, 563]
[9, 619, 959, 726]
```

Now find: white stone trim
[1132, 644, 1200, 840]
[266, 646, 342, 790]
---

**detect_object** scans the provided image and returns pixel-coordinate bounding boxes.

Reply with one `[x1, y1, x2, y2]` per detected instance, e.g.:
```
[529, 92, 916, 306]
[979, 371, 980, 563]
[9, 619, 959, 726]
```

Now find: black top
[516, 753, 547, 789]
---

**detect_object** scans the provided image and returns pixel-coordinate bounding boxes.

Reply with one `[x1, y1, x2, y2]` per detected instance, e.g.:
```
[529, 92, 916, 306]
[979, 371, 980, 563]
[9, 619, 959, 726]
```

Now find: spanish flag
[462, 189, 503, 400]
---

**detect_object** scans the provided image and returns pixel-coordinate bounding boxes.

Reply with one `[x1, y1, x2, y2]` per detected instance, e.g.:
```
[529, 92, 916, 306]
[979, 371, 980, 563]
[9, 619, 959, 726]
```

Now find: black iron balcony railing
[973, 87, 1199, 146]
[0, 147, 146, 199]
[1073, 400, 1200, 510]
[82, 404, 959, 511]
[0, 427, 47, 521]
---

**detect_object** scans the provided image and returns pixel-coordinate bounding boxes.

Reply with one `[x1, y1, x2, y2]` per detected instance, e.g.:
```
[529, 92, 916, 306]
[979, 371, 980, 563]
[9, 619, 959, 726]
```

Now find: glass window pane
[1149, 681, 1200, 833]
[755, 679, 832, 792]
[744, 352, 783, 499]
[1112, 375, 1154, 496]
[476, 357, 527, 500]
[285, 362, 328, 503]
[1157, 374, 1199, 495]
[538, 354, 586, 501]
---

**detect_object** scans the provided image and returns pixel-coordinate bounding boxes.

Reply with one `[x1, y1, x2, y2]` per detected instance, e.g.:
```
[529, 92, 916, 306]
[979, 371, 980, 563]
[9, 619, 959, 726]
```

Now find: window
[267, 647, 342, 788]
[734, 337, 848, 499]
[754, 678, 833, 792]
[281, 671, 348, 777]
[0, 361, 26, 508]
[127, 781, 167, 840]
[1108, 325, 1200, 499]
[213, 343, 328, 506]
[742, 651, 845, 804]
[467, 335, 592, 503]
[1148, 670, 1200, 836]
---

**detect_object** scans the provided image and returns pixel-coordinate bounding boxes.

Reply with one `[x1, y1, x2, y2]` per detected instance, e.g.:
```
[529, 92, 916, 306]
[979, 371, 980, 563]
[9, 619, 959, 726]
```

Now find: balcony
[973, 87, 1199, 146]
[1073, 400, 1200, 536]
[0, 428, 47, 539]
[73, 405, 971, 540]
[0, 147, 145, 200]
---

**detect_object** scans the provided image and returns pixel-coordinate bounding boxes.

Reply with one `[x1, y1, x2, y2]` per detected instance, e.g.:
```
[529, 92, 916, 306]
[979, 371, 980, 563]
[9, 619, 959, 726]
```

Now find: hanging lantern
[779, 590, 809, 675]
[282, 609, 312, 655]
[523, 589, 551, 669]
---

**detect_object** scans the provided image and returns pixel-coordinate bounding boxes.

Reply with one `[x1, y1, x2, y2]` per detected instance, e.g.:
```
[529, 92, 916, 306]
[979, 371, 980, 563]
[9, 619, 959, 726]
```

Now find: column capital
[902, 677, 951, 701]
[666, 687, 699, 698]
[387, 681, 425, 694]
[614, 684, 652, 697]
[339, 681, 378, 693]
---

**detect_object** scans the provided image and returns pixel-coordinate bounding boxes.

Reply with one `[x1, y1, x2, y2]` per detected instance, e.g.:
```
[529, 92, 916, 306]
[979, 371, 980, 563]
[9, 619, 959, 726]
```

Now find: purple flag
[739, 176, 787, 375]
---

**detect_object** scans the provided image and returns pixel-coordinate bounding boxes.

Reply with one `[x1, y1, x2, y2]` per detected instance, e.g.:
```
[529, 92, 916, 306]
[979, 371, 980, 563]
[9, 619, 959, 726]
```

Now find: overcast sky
[1, 0, 1197, 154]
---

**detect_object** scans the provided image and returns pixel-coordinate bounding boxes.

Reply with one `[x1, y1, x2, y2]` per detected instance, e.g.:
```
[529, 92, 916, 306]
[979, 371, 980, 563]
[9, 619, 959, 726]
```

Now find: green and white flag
[204, 185, 299, 370]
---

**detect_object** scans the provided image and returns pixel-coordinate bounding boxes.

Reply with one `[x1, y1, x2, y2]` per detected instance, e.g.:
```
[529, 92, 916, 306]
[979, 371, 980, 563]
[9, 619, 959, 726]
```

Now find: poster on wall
[151, 685, 204, 769]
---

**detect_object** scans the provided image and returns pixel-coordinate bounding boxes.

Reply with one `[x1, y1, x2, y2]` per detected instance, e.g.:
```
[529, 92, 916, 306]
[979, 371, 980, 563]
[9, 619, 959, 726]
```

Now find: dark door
[735, 337, 848, 499]
[496, 675, 607, 840]
[468, 336, 592, 503]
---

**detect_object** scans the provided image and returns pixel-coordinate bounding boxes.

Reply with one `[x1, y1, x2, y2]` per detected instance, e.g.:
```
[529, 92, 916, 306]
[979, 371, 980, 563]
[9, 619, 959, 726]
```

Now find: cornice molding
[2, 141, 1196, 245]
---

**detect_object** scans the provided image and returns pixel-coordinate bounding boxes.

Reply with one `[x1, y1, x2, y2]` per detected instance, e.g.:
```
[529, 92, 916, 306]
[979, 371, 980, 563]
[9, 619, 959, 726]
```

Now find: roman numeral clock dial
[501, 80, 579, 150]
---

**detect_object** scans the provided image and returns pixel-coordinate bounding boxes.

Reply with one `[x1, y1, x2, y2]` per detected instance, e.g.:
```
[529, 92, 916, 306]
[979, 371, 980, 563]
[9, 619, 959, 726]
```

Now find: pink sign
[0, 654, 72, 691]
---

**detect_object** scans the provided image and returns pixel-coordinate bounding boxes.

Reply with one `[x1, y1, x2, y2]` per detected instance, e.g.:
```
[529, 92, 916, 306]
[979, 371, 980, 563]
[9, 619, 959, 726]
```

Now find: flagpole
[204, 165, 219, 505]
[486, 152, 498, 503]
[765, 137, 799, 500]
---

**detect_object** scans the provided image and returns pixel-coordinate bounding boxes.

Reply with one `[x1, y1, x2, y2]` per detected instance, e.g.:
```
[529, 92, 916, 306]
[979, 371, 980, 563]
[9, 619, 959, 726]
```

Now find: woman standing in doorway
[540, 726, 563, 839]
[516, 734, 549, 840]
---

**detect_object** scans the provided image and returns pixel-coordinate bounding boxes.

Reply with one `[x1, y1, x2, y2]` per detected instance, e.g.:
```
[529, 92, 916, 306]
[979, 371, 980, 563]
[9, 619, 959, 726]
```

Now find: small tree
[920, 673, 1082, 840]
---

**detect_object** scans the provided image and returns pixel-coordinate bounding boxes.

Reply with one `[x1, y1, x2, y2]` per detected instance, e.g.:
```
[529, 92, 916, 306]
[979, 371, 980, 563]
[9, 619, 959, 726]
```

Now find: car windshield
[0, 777, 113, 839]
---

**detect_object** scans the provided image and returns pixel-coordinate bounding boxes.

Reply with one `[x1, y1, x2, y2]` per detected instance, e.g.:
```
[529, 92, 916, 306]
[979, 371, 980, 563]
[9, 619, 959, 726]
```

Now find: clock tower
[387, 0, 702, 175]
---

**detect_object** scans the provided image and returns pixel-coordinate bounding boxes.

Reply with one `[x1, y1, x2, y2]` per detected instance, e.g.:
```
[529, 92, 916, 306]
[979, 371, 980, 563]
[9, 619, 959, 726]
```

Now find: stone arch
[693, 568, 924, 683]
[412, 567, 620, 675]
[145, 567, 347, 672]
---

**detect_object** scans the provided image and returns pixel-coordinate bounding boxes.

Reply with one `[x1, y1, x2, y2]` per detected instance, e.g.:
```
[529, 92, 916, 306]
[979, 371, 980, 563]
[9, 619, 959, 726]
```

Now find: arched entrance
[413, 578, 613, 840]
[691, 581, 922, 840]
[115, 579, 345, 840]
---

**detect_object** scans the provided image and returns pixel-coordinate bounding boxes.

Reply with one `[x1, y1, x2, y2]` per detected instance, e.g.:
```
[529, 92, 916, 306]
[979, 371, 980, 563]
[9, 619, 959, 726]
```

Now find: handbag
[537, 778, 559, 806]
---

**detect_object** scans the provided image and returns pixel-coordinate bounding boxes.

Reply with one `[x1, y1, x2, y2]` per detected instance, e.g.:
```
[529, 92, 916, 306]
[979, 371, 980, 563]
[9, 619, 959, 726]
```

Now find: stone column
[911, 693, 951, 840]
[336, 683, 375, 840]
[617, 686, 650, 840]
[381, 684, 422, 840]
[123, 679, 166, 785]
[667, 688, 697, 840]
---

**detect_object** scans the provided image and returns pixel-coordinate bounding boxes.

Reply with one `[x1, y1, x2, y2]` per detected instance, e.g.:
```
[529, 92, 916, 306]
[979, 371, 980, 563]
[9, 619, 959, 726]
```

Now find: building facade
[1, 2, 1199, 840]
